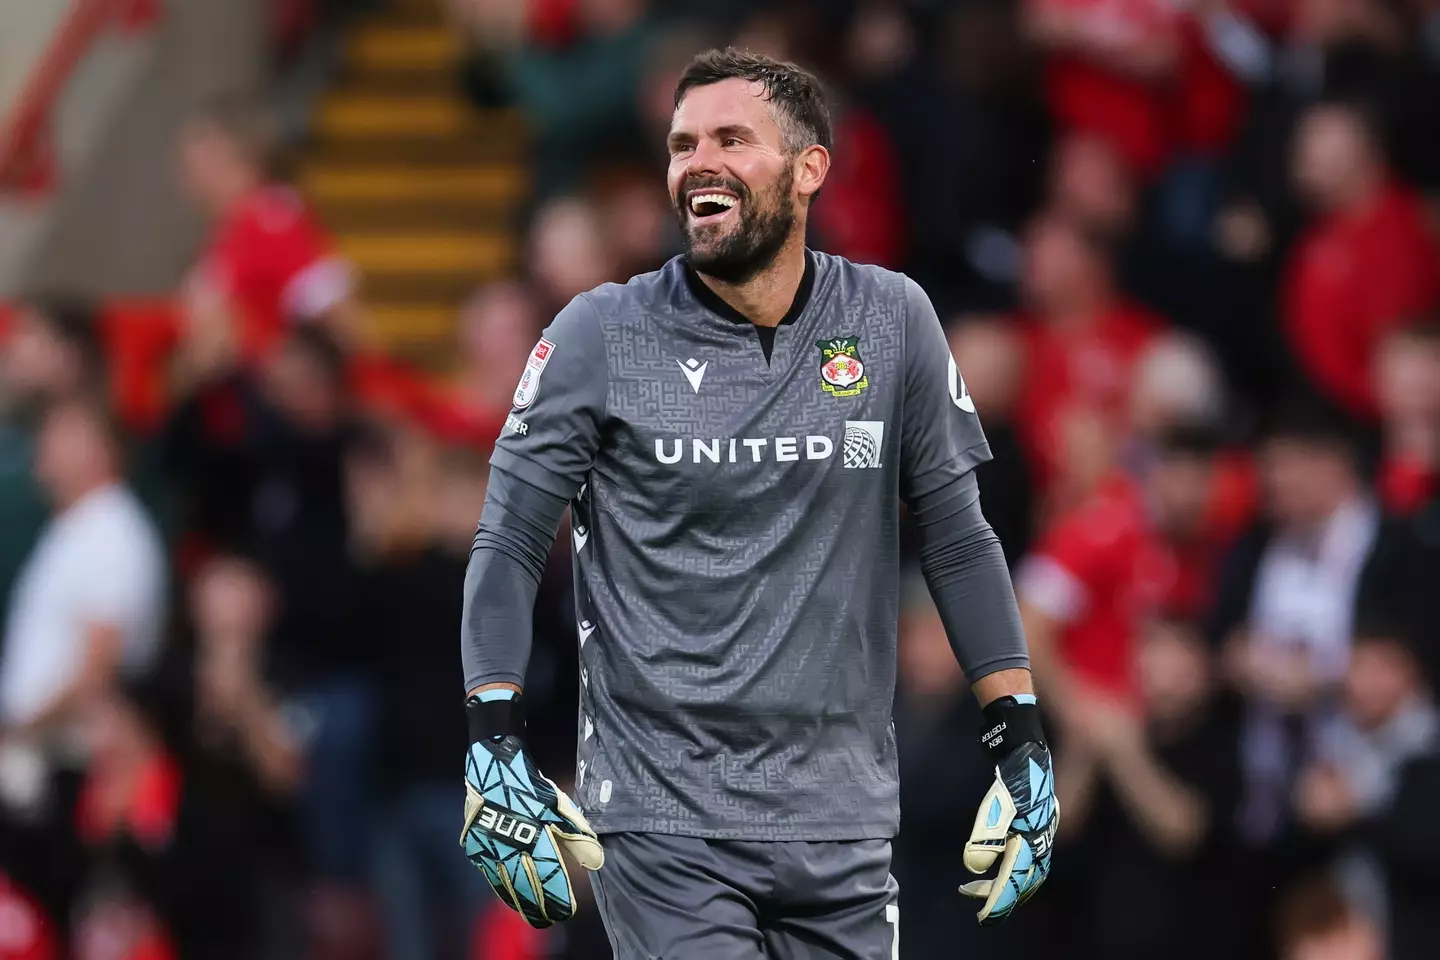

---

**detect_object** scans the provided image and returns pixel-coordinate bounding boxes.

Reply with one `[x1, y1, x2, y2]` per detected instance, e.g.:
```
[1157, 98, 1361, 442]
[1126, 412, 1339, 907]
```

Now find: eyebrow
[667, 123, 760, 150]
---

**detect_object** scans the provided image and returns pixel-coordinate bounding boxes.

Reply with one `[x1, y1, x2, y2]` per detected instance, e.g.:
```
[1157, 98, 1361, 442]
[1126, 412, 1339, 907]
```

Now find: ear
[794, 145, 830, 203]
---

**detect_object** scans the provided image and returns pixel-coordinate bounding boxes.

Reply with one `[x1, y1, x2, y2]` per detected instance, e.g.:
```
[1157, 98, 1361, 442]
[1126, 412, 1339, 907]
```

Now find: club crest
[816, 335, 869, 397]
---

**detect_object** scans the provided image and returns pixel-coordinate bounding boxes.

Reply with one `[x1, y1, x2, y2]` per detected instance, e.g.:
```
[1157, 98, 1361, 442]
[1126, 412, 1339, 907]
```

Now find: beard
[675, 166, 797, 284]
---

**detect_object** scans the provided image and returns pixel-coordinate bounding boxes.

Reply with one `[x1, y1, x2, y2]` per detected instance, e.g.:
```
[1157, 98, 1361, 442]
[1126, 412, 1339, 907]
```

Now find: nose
[684, 137, 724, 180]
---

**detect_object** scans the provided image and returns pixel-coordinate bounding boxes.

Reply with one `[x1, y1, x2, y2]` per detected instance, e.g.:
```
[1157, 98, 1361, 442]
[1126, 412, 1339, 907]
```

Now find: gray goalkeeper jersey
[490, 252, 992, 841]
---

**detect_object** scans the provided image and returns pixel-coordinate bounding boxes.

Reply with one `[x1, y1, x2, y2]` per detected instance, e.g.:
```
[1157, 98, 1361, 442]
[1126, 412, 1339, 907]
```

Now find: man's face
[178, 121, 247, 213]
[1148, 454, 1215, 540]
[1292, 107, 1370, 211]
[1, 310, 82, 404]
[1022, 217, 1104, 313]
[1344, 639, 1419, 730]
[667, 78, 799, 283]
[34, 406, 110, 504]
[1260, 438, 1354, 530]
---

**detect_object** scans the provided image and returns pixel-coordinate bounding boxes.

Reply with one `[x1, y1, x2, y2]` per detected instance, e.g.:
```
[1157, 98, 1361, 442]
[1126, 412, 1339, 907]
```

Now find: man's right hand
[460, 690, 604, 928]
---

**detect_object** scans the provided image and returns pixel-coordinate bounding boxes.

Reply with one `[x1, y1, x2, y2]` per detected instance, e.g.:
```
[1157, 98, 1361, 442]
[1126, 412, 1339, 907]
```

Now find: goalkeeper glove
[959, 693, 1058, 924]
[460, 689, 604, 928]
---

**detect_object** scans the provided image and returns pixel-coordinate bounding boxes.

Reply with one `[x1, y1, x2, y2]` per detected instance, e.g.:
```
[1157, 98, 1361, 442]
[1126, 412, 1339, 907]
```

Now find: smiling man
[458, 49, 1056, 958]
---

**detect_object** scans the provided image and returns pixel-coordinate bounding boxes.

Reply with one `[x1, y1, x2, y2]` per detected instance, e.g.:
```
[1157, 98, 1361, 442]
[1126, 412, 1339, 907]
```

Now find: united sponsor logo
[654, 434, 835, 464]
[651, 421, 886, 468]
[512, 337, 555, 409]
[816, 335, 869, 397]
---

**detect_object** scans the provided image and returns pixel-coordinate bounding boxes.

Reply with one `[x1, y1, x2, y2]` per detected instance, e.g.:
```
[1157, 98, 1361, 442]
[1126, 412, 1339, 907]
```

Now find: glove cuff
[979, 694, 1046, 758]
[466, 690, 525, 743]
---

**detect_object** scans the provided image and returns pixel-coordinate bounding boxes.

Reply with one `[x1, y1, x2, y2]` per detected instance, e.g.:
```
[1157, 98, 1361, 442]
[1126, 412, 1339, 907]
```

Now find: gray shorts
[590, 832, 899, 960]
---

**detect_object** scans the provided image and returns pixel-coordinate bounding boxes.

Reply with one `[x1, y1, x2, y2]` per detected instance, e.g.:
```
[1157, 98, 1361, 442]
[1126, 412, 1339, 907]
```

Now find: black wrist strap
[979, 696, 1047, 758]
[466, 693, 525, 743]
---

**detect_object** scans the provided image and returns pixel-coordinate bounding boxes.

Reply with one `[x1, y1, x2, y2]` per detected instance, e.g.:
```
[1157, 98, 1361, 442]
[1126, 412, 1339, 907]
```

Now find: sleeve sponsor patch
[512, 337, 555, 409]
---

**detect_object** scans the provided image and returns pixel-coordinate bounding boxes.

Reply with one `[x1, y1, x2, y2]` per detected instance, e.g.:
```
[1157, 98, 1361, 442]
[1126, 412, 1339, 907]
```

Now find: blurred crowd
[1, 0, 1439, 957]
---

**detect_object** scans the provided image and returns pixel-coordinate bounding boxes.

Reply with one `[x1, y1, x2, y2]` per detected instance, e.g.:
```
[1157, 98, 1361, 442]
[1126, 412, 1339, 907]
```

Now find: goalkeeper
[458, 48, 1055, 958]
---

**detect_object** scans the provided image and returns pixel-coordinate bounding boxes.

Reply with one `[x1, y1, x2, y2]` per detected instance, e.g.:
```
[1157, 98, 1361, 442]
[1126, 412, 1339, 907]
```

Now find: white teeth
[690, 193, 737, 214]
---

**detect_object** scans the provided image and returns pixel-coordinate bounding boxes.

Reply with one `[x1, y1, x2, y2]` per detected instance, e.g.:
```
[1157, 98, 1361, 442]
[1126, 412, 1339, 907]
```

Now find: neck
[1387, 418, 1440, 465]
[214, 174, 260, 217]
[1334, 168, 1386, 216]
[56, 474, 111, 513]
[696, 234, 808, 328]
[1044, 286, 1111, 330]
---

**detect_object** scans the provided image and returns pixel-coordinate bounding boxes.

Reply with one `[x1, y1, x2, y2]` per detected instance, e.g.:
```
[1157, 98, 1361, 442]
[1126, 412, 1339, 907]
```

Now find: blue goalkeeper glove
[959, 694, 1058, 924]
[460, 690, 604, 928]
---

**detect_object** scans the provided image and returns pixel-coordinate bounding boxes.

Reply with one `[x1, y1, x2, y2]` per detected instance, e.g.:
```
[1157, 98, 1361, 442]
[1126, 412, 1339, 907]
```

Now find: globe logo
[843, 421, 884, 468]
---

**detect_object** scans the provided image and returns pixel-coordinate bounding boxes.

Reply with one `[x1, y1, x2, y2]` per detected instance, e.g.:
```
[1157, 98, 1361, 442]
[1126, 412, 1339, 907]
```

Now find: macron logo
[677, 357, 708, 393]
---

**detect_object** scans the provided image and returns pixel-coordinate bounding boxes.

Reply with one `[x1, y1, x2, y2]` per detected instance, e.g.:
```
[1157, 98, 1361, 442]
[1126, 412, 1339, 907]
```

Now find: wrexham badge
[816, 336, 869, 397]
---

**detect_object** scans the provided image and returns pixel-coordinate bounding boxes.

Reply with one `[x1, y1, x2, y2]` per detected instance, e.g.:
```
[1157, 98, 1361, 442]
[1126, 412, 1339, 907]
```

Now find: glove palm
[959, 739, 1058, 924]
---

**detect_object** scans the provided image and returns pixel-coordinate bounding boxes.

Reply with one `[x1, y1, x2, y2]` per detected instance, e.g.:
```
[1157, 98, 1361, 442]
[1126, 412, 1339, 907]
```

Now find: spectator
[597, 173, 681, 279]
[1373, 323, 1440, 515]
[1059, 620, 1245, 960]
[526, 196, 620, 316]
[454, 281, 544, 442]
[1282, 100, 1440, 418]
[498, 0, 655, 195]
[1294, 618, 1440, 960]
[0, 299, 107, 632]
[178, 553, 305, 955]
[1024, 0, 1184, 177]
[0, 398, 166, 760]
[1048, 133, 1138, 239]
[1210, 404, 1382, 849]
[1015, 413, 1160, 728]
[1143, 424, 1235, 619]
[353, 434, 486, 960]
[70, 674, 271, 960]
[902, 1, 1049, 310]
[228, 327, 375, 958]
[177, 96, 359, 384]
[1013, 212, 1165, 496]
[806, 102, 907, 268]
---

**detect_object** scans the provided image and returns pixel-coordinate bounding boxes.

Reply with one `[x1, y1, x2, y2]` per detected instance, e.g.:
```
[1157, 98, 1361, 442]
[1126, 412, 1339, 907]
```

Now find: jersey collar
[682, 250, 816, 328]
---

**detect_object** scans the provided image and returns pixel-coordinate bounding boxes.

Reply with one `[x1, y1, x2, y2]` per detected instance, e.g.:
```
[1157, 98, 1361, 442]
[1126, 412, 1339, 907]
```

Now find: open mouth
[687, 190, 739, 224]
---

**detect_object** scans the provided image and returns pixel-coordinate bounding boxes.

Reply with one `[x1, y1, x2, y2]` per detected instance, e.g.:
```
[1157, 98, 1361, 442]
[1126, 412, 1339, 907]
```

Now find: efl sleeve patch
[513, 337, 556, 409]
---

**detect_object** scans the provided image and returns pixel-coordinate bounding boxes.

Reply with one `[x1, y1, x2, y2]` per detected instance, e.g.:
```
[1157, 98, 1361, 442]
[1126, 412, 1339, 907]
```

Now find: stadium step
[295, 0, 531, 366]
[301, 164, 526, 206]
[336, 230, 515, 276]
[346, 23, 459, 72]
[316, 96, 477, 139]
[367, 300, 457, 342]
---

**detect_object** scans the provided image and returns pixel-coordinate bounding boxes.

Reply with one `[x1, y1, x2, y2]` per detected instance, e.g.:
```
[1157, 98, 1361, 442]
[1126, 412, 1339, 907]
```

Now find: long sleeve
[461, 467, 570, 692]
[911, 470, 1030, 682]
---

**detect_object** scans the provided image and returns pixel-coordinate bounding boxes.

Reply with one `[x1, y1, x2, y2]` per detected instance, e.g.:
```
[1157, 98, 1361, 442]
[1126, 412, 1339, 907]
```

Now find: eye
[722, 136, 743, 148]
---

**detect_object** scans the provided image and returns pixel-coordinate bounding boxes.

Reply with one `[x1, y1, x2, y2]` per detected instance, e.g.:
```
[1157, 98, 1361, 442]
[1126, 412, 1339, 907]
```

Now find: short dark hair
[674, 48, 833, 155]
[20, 295, 105, 384]
[1155, 422, 1224, 461]
[279, 323, 348, 389]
